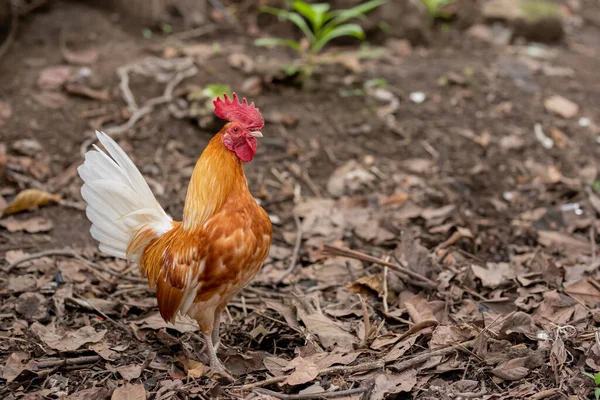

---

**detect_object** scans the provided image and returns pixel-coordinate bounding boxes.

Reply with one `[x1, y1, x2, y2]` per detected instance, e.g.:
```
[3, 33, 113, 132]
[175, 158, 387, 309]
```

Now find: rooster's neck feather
[182, 133, 246, 231]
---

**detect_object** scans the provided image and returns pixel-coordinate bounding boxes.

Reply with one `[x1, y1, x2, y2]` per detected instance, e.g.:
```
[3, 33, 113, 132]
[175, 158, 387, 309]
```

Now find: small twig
[382, 265, 389, 313]
[358, 294, 371, 348]
[275, 215, 302, 283]
[253, 387, 368, 399]
[390, 340, 475, 372]
[238, 360, 385, 391]
[72, 294, 129, 331]
[32, 355, 100, 370]
[4, 249, 143, 283]
[168, 24, 218, 41]
[322, 245, 437, 289]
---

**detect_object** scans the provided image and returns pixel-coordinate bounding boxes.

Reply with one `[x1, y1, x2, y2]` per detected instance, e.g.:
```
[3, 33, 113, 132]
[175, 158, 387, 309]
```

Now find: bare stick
[253, 387, 368, 399]
[275, 215, 302, 283]
[390, 340, 475, 372]
[4, 249, 143, 283]
[32, 355, 100, 370]
[238, 339, 475, 391]
[322, 245, 437, 288]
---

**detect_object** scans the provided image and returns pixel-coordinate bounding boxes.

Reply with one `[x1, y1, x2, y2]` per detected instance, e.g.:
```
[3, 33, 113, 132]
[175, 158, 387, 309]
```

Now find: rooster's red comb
[213, 93, 264, 131]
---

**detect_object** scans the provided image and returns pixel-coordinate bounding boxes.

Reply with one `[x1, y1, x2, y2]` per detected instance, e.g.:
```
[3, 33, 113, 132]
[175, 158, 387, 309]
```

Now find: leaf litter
[2, 3, 600, 399]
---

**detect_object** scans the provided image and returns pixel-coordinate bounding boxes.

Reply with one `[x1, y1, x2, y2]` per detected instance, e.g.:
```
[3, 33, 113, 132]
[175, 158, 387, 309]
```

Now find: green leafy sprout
[255, 0, 387, 56]
[583, 370, 600, 400]
[420, 0, 455, 20]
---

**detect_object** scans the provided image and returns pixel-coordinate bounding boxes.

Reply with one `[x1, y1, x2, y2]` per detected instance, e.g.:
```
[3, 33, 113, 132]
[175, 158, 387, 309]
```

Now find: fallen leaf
[0, 216, 53, 233]
[372, 369, 418, 400]
[347, 275, 383, 297]
[38, 66, 72, 90]
[111, 383, 146, 400]
[564, 279, 600, 307]
[8, 274, 37, 292]
[89, 343, 118, 361]
[537, 230, 591, 254]
[402, 293, 438, 324]
[430, 325, 475, 348]
[307, 350, 360, 369]
[550, 335, 566, 374]
[2, 189, 61, 215]
[491, 358, 530, 381]
[181, 359, 207, 378]
[499, 312, 537, 338]
[228, 53, 254, 74]
[380, 192, 408, 209]
[263, 356, 289, 377]
[544, 95, 579, 119]
[116, 364, 143, 381]
[283, 357, 319, 386]
[471, 262, 515, 288]
[132, 313, 198, 334]
[327, 160, 375, 197]
[62, 46, 99, 65]
[2, 352, 29, 382]
[15, 292, 47, 320]
[0, 101, 12, 127]
[31, 322, 107, 351]
[297, 307, 356, 350]
[66, 388, 112, 400]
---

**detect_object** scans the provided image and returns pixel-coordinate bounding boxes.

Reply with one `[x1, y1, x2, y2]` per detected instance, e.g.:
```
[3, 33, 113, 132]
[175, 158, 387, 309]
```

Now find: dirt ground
[1, 0, 600, 399]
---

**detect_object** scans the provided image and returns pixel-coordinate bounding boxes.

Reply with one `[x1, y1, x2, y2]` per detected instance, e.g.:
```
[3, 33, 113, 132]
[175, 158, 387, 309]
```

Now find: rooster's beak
[250, 131, 263, 138]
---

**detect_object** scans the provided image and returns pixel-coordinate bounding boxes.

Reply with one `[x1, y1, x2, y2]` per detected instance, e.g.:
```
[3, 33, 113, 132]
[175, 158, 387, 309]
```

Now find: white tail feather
[78, 131, 173, 262]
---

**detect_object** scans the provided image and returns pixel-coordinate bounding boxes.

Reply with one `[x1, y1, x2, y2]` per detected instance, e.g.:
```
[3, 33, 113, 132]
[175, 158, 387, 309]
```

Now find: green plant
[583, 370, 600, 400]
[420, 0, 455, 20]
[255, 0, 387, 56]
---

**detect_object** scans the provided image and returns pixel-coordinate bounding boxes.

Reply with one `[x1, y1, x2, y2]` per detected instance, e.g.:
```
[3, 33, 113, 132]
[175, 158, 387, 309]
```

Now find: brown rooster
[78, 93, 273, 379]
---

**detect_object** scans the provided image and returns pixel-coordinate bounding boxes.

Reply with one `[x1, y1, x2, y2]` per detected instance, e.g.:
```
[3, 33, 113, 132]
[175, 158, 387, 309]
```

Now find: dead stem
[253, 387, 369, 399]
[275, 215, 303, 284]
[238, 339, 475, 391]
[322, 245, 438, 289]
[4, 249, 143, 283]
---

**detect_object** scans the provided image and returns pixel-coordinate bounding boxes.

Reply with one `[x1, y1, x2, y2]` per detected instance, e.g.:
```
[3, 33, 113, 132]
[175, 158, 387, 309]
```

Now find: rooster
[78, 93, 272, 380]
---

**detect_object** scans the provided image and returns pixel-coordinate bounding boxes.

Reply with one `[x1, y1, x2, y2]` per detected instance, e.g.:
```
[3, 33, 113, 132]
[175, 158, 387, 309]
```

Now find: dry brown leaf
[380, 192, 408, 209]
[499, 312, 537, 338]
[116, 364, 143, 381]
[537, 230, 591, 254]
[66, 388, 112, 400]
[132, 312, 198, 334]
[182, 359, 207, 378]
[372, 369, 418, 400]
[471, 263, 515, 288]
[31, 322, 107, 351]
[430, 325, 475, 348]
[297, 308, 356, 350]
[2, 352, 29, 383]
[16, 292, 47, 320]
[2, 189, 61, 215]
[111, 383, 146, 400]
[8, 275, 37, 292]
[307, 350, 360, 369]
[89, 343, 118, 361]
[263, 356, 289, 377]
[550, 335, 566, 374]
[402, 293, 438, 324]
[283, 357, 319, 386]
[564, 279, 600, 306]
[0, 216, 53, 233]
[347, 275, 383, 297]
[491, 357, 530, 381]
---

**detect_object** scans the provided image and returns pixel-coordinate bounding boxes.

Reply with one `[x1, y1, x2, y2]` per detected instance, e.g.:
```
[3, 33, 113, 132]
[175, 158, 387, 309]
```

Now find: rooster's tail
[78, 131, 173, 262]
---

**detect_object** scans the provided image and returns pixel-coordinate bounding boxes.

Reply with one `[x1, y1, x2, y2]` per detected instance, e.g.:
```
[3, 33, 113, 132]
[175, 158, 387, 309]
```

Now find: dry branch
[322, 245, 438, 288]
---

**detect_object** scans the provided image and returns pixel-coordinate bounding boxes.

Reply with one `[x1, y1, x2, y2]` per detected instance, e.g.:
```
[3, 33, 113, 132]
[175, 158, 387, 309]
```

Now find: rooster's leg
[212, 311, 221, 351]
[202, 331, 233, 382]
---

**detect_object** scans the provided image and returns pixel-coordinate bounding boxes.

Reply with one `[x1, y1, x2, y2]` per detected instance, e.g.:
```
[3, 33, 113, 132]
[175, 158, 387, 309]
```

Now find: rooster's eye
[233, 127, 239, 133]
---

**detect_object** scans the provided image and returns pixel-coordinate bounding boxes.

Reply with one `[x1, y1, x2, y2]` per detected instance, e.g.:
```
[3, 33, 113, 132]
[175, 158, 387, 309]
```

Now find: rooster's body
[78, 94, 272, 379]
